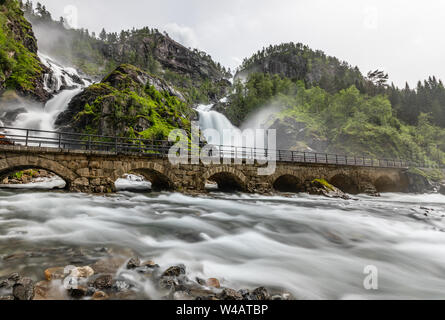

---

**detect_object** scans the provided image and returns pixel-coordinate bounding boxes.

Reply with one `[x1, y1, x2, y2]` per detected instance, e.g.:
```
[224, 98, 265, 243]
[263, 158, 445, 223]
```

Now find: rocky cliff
[55, 64, 196, 139]
[0, 1, 50, 101]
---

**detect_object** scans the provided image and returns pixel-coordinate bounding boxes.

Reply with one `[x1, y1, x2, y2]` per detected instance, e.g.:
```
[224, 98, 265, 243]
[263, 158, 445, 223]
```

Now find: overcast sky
[36, 0, 445, 87]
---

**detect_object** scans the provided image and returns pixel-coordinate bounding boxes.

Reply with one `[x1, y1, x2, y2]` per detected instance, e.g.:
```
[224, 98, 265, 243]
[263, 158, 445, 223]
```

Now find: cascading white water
[196, 104, 243, 147]
[11, 88, 83, 133]
[38, 52, 91, 93]
[8, 53, 89, 135]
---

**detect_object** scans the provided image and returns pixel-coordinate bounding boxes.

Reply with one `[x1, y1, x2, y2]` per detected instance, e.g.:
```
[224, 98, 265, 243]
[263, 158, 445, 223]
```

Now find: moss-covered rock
[0, 0, 50, 101]
[55, 64, 196, 140]
[305, 178, 351, 200]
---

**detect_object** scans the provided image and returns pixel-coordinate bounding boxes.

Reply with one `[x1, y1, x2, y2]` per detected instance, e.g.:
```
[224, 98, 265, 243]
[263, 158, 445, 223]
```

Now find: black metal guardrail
[0, 126, 442, 169]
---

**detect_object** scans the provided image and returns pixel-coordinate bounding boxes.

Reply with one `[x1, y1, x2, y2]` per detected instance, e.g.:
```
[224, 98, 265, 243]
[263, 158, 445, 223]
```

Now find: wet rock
[86, 287, 97, 296]
[251, 287, 270, 300]
[92, 291, 109, 300]
[238, 289, 252, 300]
[141, 260, 159, 269]
[159, 278, 179, 290]
[71, 266, 94, 279]
[306, 179, 351, 200]
[162, 265, 186, 278]
[93, 275, 113, 290]
[218, 288, 243, 300]
[206, 278, 221, 289]
[196, 277, 206, 286]
[8, 273, 20, 283]
[112, 280, 132, 292]
[13, 278, 35, 300]
[69, 286, 88, 298]
[126, 257, 141, 269]
[44, 267, 66, 281]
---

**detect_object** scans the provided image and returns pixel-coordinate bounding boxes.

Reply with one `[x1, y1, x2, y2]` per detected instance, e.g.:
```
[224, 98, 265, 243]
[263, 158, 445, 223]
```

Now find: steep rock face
[103, 33, 225, 83]
[55, 64, 196, 139]
[0, 1, 50, 101]
[100, 32, 231, 102]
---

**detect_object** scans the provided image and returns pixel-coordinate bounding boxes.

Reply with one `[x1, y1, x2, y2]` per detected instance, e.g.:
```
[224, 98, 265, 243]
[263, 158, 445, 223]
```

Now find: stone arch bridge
[0, 145, 413, 194]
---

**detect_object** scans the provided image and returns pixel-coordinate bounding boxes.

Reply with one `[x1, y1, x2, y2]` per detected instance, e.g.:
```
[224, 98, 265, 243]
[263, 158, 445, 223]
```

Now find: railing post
[58, 132, 62, 148]
[335, 154, 338, 164]
[326, 153, 328, 164]
[303, 152, 306, 163]
[88, 135, 92, 150]
[25, 129, 29, 147]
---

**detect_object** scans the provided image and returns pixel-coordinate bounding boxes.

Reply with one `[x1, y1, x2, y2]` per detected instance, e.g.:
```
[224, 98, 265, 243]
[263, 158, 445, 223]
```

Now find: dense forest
[224, 43, 445, 166]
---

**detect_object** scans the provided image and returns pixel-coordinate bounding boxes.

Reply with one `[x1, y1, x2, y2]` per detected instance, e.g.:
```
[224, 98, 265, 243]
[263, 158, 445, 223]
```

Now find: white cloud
[163, 23, 199, 49]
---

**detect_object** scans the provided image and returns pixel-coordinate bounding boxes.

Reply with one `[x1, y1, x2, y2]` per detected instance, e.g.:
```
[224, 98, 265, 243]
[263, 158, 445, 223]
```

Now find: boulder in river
[162, 265, 186, 278]
[126, 257, 141, 269]
[44, 267, 66, 281]
[13, 278, 35, 300]
[218, 288, 243, 300]
[92, 274, 113, 290]
[306, 179, 350, 200]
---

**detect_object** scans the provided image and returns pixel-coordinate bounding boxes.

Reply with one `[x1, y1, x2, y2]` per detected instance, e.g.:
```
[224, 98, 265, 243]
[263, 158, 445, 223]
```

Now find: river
[1, 188, 445, 299]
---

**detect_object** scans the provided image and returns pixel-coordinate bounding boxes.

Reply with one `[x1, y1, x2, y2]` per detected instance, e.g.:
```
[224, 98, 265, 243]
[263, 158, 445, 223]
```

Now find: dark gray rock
[251, 287, 270, 300]
[12, 278, 35, 300]
[93, 275, 113, 289]
[162, 265, 186, 278]
[218, 288, 243, 300]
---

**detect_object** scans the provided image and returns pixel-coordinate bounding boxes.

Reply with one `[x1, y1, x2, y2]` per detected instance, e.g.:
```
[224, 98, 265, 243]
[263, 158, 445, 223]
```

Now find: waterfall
[3, 53, 90, 136]
[196, 104, 243, 147]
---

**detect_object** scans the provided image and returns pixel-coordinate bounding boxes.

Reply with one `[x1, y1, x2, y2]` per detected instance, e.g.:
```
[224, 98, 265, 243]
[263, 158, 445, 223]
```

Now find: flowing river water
[1, 189, 445, 299]
[1, 55, 445, 300]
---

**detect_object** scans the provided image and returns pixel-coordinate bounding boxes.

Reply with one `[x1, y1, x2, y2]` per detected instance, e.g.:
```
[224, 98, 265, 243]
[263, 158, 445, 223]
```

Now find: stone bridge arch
[268, 169, 304, 193]
[111, 161, 176, 191]
[373, 175, 399, 193]
[0, 156, 78, 188]
[201, 166, 248, 192]
[327, 171, 361, 194]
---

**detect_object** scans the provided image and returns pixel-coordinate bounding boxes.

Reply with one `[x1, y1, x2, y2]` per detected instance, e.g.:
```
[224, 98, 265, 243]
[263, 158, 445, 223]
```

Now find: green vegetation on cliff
[225, 73, 445, 166]
[0, 0, 47, 100]
[55, 64, 195, 141]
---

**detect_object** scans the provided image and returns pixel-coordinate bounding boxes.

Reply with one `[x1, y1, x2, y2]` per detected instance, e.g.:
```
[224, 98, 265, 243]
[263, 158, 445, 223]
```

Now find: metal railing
[0, 126, 441, 169]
